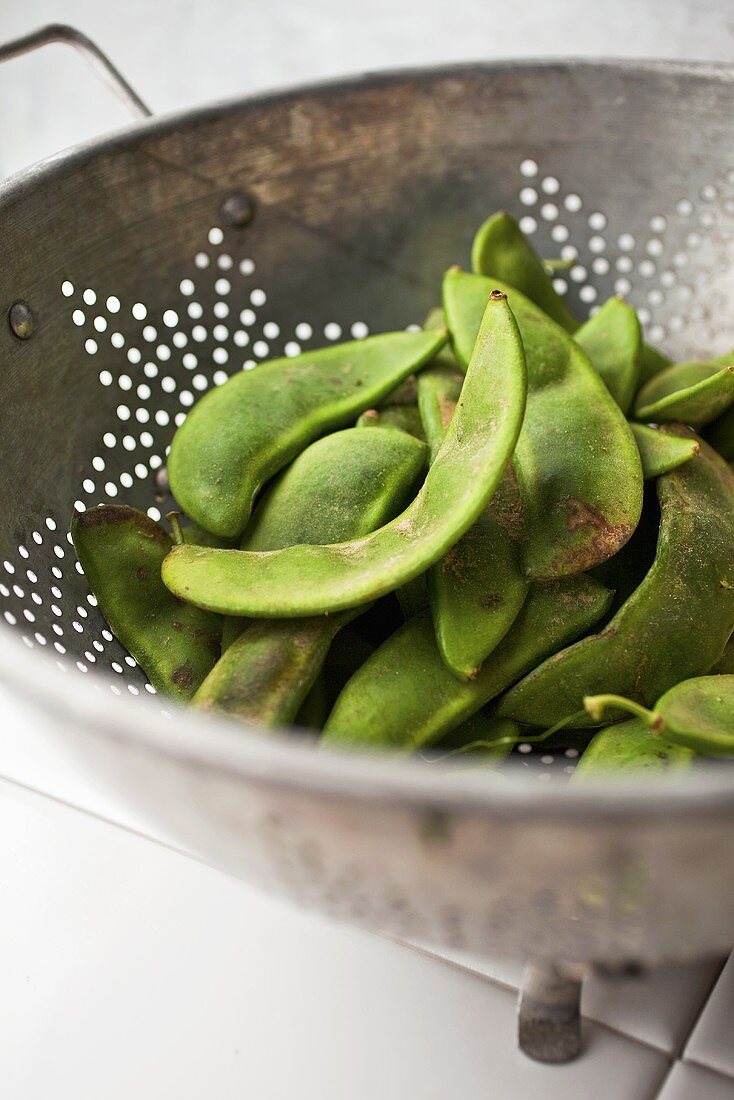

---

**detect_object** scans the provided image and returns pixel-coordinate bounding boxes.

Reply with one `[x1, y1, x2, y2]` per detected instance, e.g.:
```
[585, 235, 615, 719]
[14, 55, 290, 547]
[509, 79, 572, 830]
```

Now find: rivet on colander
[221, 191, 256, 228]
[8, 301, 34, 340]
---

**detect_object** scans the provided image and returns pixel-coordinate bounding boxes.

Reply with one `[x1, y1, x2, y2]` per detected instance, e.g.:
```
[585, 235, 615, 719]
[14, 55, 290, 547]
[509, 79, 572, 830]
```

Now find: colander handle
[0, 23, 152, 120]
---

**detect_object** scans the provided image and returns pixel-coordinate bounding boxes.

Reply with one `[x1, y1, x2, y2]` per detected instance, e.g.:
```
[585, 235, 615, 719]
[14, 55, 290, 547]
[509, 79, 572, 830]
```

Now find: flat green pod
[297, 624, 376, 731]
[630, 423, 700, 479]
[705, 402, 734, 462]
[416, 362, 464, 462]
[574, 297, 642, 412]
[219, 427, 427, 651]
[444, 268, 643, 579]
[168, 328, 446, 538]
[418, 356, 528, 677]
[572, 719, 693, 776]
[584, 676, 734, 756]
[321, 573, 611, 753]
[471, 210, 669, 384]
[396, 573, 430, 620]
[355, 405, 426, 439]
[193, 610, 358, 727]
[634, 353, 734, 427]
[242, 427, 427, 551]
[498, 433, 734, 727]
[72, 505, 221, 701]
[637, 342, 672, 385]
[181, 523, 235, 549]
[419, 362, 528, 679]
[710, 637, 734, 674]
[295, 672, 329, 730]
[428, 473, 528, 680]
[471, 211, 580, 332]
[163, 293, 527, 616]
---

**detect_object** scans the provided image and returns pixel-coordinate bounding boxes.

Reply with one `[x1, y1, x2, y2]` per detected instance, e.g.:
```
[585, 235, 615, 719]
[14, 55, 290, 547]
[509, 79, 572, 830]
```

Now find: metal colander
[2, 24, 734, 1062]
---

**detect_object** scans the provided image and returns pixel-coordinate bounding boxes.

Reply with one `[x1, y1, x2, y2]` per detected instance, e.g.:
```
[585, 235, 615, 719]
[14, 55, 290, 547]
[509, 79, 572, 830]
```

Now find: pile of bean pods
[72, 212, 734, 776]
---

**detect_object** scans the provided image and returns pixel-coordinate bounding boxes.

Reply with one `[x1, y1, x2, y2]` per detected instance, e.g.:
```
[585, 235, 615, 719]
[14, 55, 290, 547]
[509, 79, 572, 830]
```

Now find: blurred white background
[1, 0, 734, 178]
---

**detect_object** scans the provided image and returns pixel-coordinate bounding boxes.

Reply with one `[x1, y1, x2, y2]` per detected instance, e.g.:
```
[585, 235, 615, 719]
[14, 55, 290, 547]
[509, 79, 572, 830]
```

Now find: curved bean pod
[355, 405, 426, 439]
[572, 718, 693, 776]
[705, 402, 734, 463]
[471, 211, 670, 383]
[634, 354, 734, 427]
[584, 675, 734, 755]
[630, 423, 699, 479]
[72, 505, 221, 700]
[162, 293, 527, 616]
[710, 637, 734, 674]
[168, 328, 446, 538]
[498, 433, 734, 727]
[242, 427, 427, 552]
[321, 574, 611, 752]
[219, 427, 427, 651]
[193, 609, 360, 726]
[574, 297, 641, 412]
[444, 268, 643, 579]
[471, 211, 580, 332]
[418, 362, 528, 679]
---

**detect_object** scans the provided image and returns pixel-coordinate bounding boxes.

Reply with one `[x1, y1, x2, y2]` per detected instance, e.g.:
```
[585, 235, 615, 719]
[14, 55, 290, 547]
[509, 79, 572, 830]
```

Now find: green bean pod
[630, 423, 700, 479]
[498, 433, 734, 727]
[471, 211, 669, 384]
[201, 425, 426, 716]
[71, 505, 221, 700]
[355, 405, 426, 439]
[321, 573, 611, 752]
[168, 328, 446, 538]
[162, 292, 527, 616]
[637, 343, 673, 385]
[584, 676, 734, 755]
[297, 624, 376, 730]
[444, 268, 643, 579]
[705, 402, 734, 463]
[219, 426, 427, 650]
[471, 211, 580, 332]
[572, 719, 694, 776]
[633, 354, 734, 427]
[419, 362, 528, 679]
[193, 610, 360, 726]
[242, 427, 427, 552]
[574, 297, 642, 413]
[710, 636, 734, 674]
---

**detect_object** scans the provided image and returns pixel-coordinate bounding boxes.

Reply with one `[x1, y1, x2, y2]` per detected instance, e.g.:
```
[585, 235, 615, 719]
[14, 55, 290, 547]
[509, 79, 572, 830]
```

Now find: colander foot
[517, 960, 584, 1063]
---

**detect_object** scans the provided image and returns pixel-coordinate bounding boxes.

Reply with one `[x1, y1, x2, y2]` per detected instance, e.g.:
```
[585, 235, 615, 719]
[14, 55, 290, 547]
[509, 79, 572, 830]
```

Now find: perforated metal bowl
[1, 26, 734, 1061]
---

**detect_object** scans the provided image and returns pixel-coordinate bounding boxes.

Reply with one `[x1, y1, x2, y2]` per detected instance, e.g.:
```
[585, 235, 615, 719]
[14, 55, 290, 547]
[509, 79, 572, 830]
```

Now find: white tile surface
[685, 953, 734, 1079]
[658, 1062, 734, 1100]
[0, 778, 669, 1100]
[0, 684, 182, 845]
[407, 943, 723, 1055]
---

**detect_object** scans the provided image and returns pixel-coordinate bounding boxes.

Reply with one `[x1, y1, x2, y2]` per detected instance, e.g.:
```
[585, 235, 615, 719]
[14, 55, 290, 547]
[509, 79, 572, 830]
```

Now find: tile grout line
[670, 954, 729, 1062]
[401, 939, 680, 1060]
[683, 1056, 734, 1083]
[647, 1060, 676, 1100]
[0, 770, 222, 874]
